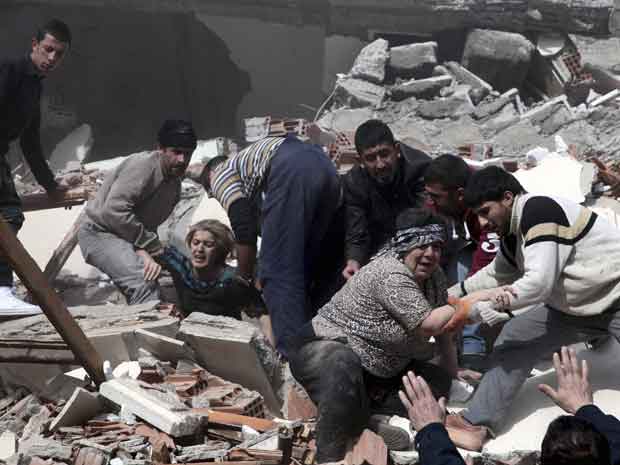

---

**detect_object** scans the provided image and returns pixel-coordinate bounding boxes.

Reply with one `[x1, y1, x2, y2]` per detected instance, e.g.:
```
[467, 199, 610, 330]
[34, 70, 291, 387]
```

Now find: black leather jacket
[342, 144, 430, 265]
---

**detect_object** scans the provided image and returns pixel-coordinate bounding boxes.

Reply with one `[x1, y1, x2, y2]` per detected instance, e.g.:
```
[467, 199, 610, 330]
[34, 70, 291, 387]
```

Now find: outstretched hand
[399, 371, 446, 431]
[538, 346, 593, 414]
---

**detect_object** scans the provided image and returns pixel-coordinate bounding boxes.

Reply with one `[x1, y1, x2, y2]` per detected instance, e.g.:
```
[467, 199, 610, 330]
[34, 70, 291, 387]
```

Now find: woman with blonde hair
[156, 219, 266, 321]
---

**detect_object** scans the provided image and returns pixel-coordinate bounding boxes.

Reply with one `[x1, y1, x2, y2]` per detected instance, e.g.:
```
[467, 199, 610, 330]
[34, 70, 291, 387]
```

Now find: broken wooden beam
[0, 214, 105, 385]
[21, 186, 95, 212]
[43, 209, 87, 283]
[190, 409, 276, 432]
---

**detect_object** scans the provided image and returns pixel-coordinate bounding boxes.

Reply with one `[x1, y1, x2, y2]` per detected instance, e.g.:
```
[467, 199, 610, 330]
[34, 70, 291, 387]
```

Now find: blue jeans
[259, 137, 341, 357]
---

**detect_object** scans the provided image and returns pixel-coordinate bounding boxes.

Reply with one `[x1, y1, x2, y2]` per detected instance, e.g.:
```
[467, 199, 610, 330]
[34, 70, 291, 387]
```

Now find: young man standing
[78, 120, 196, 305]
[0, 19, 72, 312]
[341, 119, 430, 280]
[445, 166, 620, 450]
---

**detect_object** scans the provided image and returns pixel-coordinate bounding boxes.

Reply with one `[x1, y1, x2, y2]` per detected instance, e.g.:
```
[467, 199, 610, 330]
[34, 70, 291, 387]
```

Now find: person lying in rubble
[78, 120, 196, 305]
[289, 208, 490, 463]
[443, 166, 620, 452]
[152, 220, 274, 340]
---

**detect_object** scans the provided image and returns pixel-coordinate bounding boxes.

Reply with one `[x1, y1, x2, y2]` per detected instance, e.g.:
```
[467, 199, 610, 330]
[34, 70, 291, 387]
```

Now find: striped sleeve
[521, 196, 596, 247]
[211, 137, 285, 212]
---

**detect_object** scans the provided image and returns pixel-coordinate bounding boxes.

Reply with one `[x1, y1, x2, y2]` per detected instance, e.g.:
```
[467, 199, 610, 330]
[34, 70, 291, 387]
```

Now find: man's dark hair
[396, 208, 447, 232]
[463, 166, 526, 209]
[541, 416, 611, 465]
[354, 119, 396, 155]
[424, 154, 471, 190]
[36, 19, 72, 45]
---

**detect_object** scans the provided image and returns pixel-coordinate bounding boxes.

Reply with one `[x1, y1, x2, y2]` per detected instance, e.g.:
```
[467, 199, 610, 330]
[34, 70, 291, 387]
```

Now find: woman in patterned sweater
[289, 209, 461, 463]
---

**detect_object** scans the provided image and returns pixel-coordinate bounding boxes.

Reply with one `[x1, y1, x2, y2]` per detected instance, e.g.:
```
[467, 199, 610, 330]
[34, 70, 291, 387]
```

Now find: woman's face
[403, 242, 442, 281]
[189, 230, 219, 270]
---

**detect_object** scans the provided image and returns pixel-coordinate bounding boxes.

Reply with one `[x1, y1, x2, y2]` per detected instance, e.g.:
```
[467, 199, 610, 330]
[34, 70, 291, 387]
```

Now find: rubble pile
[0, 304, 322, 465]
[316, 30, 620, 163]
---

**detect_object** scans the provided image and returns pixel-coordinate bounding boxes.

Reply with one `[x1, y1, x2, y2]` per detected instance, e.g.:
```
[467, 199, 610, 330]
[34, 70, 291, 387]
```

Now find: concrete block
[134, 328, 189, 363]
[100, 378, 205, 437]
[462, 29, 535, 92]
[350, 38, 389, 84]
[388, 42, 438, 79]
[22, 437, 72, 461]
[317, 107, 375, 133]
[0, 432, 17, 461]
[174, 442, 230, 462]
[444, 61, 492, 104]
[50, 387, 103, 432]
[40, 372, 91, 403]
[178, 313, 282, 414]
[391, 75, 453, 101]
[334, 77, 386, 108]
[473, 88, 518, 120]
[416, 91, 475, 120]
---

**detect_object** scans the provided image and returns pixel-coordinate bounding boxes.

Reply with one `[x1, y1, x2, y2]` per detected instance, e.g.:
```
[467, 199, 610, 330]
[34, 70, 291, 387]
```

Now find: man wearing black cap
[78, 120, 196, 304]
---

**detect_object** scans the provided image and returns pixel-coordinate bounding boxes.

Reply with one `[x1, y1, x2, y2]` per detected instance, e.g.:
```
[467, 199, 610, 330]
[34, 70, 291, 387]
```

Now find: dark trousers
[259, 138, 341, 357]
[289, 338, 452, 463]
[0, 155, 24, 287]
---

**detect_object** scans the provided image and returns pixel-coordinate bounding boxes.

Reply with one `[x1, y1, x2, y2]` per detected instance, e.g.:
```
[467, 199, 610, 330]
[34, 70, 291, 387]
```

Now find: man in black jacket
[341, 120, 430, 280]
[0, 19, 71, 312]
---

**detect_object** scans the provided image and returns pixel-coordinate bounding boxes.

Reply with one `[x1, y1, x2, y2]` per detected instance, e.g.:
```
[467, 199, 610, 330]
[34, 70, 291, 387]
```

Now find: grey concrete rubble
[390, 75, 453, 101]
[333, 76, 386, 108]
[462, 29, 535, 92]
[388, 42, 438, 80]
[350, 38, 389, 84]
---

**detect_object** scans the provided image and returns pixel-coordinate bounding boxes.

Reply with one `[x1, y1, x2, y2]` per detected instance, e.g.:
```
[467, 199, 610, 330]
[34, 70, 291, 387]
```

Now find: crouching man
[444, 166, 620, 449]
[78, 120, 196, 304]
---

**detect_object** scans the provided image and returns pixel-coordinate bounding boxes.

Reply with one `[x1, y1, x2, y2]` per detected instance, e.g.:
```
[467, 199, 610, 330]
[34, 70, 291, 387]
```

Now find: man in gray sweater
[78, 120, 196, 304]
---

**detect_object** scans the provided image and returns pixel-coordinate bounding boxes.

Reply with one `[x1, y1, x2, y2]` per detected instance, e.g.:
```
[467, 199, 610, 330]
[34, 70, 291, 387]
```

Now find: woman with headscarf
[289, 208, 469, 463]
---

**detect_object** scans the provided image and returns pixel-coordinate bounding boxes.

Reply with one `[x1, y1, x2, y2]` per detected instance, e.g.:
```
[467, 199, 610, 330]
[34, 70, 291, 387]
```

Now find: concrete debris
[178, 313, 282, 414]
[350, 38, 389, 84]
[333, 76, 386, 108]
[49, 388, 103, 432]
[416, 89, 475, 120]
[462, 29, 535, 92]
[388, 42, 438, 80]
[0, 431, 17, 461]
[391, 75, 453, 101]
[22, 437, 73, 461]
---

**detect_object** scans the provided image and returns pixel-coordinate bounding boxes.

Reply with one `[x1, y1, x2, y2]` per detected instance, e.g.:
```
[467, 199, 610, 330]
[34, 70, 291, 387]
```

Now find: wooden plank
[43, 209, 86, 283]
[21, 187, 94, 212]
[191, 409, 276, 432]
[0, 214, 105, 385]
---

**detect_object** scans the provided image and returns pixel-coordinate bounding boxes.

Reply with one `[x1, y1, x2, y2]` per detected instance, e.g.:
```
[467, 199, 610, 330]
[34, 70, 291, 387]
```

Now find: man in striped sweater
[443, 166, 620, 450]
[202, 135, 340, 357]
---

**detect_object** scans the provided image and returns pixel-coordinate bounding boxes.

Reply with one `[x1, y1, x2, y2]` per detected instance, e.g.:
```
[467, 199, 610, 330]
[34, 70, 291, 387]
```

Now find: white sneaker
[0, 286, 43, 316]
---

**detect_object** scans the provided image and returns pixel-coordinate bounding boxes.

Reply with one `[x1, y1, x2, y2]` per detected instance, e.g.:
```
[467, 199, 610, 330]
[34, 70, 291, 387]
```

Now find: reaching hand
[136, 249, 162, 282]
[399, 371, 446, 431]
[538, 346, 593, 414]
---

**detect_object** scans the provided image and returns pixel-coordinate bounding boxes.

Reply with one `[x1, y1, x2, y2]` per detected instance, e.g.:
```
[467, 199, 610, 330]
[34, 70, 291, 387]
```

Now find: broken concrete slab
[100, 378, 205, 437]
[462, 29, 535, 92]
[174, 442, 230, 462]
[416, 90, 475, 120]
[49, 388, 103, 432]
[473, 88, 519, 120]
[388, 42, 438, 80]
[350, 38, 389, 84]
[178, 313, 282, 414]
[0, 431, 17, 461]
[39, 372, 91, 403]
[391, 75, 452, 101]
[22, 437, 72, 461]
[444, 61, 492, 104]
[334, 77, 386, 108]
[134, 328, 189, 363]
[317, 107, 375, 133]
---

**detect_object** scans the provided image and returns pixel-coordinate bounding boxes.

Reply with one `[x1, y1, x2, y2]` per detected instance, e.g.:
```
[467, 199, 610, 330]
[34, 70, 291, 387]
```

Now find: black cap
[157, 119, 197, 150]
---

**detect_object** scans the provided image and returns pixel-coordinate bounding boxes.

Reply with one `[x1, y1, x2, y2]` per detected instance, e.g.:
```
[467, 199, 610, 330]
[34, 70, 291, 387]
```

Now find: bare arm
[418, 304, 456, 336]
